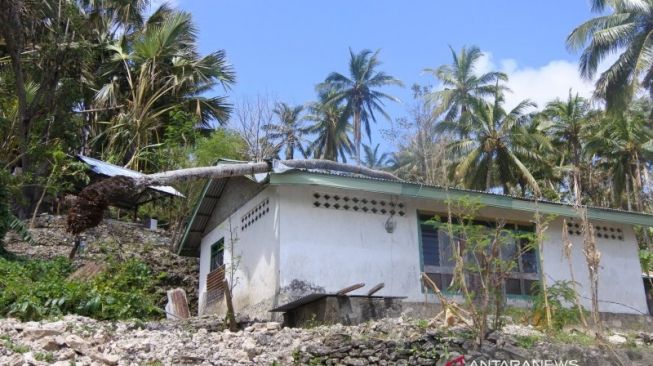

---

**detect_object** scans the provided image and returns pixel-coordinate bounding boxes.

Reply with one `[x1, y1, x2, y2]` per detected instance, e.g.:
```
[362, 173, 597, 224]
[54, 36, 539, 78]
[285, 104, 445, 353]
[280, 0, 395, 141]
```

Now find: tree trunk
[353, 108, 361, 165]
[67, 159, 400, 235]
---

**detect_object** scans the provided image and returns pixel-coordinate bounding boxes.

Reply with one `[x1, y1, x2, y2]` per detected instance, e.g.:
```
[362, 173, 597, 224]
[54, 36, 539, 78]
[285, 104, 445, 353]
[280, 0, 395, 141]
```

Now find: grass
[1, 336, 30, 354]
[514, 334, 541, 349]
[549, 331, 596, 347]
[34, 351, 55, 363]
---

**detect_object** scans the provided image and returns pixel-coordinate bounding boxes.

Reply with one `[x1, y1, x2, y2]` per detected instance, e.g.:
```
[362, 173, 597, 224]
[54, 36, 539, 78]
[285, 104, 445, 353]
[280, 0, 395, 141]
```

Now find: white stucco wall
[197, 182, 648, 316]
[274, 185, 648, 314]
[541, 218, 648, 314]
[198, 186, 280, 315]
[277, 185, 423, 300]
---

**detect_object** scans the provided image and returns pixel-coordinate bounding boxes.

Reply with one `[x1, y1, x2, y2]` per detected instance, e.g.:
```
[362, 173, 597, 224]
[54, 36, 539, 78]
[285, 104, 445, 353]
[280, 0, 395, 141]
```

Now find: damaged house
[176, 161, 653, 321]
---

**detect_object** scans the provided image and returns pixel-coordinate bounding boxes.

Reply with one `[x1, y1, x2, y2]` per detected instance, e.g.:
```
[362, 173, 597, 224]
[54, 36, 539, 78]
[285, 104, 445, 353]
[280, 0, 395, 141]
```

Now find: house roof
[78, 155, 184, 209]
[177, 163, 653, 257]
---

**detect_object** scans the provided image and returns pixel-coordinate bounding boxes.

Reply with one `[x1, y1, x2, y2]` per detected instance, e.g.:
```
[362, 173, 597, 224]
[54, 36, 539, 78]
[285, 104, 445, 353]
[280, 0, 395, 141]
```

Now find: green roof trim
[269, 171, 653, 227]
[177, 179, 211, 255]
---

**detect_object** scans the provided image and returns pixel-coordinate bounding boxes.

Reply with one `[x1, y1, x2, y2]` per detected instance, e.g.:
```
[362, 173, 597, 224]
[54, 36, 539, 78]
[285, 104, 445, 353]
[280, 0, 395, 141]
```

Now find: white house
[176, 163, 653, 319]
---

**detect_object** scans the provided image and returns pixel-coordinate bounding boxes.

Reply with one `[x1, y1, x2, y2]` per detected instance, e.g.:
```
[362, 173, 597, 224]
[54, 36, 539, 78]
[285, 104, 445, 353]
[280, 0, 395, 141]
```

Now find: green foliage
[514, 334, 541, 349]
[1, 335, 30, 354]
[432, 198, 538, 341]
[194, 128, 248, 166]
[531, 280, 581, 330]
[0, 173, 11, 251]
[34, 351, 55, 363]
[641, 249, 653, 275]
[0, 257, 162, 321]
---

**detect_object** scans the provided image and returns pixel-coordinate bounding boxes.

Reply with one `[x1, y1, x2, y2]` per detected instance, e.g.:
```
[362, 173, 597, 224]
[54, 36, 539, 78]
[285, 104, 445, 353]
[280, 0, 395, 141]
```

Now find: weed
[2, 338, 29, 354]
[34, 351, 55, 363]
[0, 256, 162, 321]
[550, 331, 596, 346]
[415, 319, 429, 330]
[514, 335, 541, 349]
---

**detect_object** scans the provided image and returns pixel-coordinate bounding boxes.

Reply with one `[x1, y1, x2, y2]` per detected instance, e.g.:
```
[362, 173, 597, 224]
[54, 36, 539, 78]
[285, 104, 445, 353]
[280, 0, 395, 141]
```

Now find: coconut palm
[443, 89, 540, 195]
[362, 144, 390, 169]
[263, 102, 306, 160]
[305, 88, 354, 162]
[586, 99, 653, 210]
[93, 8, 235, 170]
[322, 48, 403, 164]
[424, 45, 508, 125]
[541, 91, 594, 203]
[567, 0, 653, 111]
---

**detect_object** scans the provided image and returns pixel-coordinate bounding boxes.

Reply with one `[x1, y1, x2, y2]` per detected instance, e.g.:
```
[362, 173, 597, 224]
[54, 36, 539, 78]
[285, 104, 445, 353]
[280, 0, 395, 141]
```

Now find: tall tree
[424, 45, 508, 124]
[567, 0, 653, 111]
[305, 88, 354, 162]
[388, 85, 452, 186]
[92, 7, 235, 170]
[362, 144, 390, 169]
[542, 91, 592, 204]
[586, 99, 653, 211]
[442, 90, 540, 195]
[323, 48, 403, 164]
[264, 103, 306, 160]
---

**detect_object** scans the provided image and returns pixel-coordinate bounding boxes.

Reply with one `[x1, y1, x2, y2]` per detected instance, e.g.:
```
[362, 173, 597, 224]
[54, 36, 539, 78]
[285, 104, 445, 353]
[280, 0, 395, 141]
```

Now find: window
[419, 213, 538, 297]
[210, 239, 224, 272]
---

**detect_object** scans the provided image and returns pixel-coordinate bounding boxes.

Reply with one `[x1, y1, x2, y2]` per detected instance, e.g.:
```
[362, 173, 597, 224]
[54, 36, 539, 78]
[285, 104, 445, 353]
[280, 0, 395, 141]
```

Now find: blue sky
[161, 0, 601, 153]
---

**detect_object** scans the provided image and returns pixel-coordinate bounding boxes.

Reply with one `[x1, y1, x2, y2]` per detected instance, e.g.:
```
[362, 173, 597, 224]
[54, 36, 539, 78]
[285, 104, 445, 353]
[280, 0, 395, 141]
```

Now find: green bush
[531, 280, 582, 330]
[0, 172, 11, 251]
[0, 257, 163, 321]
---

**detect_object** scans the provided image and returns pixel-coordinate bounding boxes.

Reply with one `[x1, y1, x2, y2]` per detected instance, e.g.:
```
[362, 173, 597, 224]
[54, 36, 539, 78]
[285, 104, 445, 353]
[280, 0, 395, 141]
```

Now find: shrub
[0, 173, 11, 251]
[0, 256, 163, 321]
[531, 280, 581, 330]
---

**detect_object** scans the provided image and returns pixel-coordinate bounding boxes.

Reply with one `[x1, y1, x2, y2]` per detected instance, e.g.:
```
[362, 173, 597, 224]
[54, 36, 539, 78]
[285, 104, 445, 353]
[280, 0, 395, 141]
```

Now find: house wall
[277, 185, 423, 301]
[196, 181, 648, 317]
[275, 184, 648, 315]
[542, 218, 648, 314]
[198, 185, 280, 317]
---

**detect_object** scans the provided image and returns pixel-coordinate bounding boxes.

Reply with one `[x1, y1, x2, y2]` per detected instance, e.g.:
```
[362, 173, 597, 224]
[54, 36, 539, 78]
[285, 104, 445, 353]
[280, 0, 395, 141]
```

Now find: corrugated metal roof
[78, 155, 184, 198]
[277, 167, 653, 220]
[177, 160, 653, 257]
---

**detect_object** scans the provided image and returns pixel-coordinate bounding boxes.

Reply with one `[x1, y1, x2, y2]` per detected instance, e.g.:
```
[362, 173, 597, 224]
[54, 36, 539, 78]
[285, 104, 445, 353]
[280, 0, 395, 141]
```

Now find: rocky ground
[4, 214, 199, 314]
[4, 216, 653, 365]
[2, 315, 653, 365]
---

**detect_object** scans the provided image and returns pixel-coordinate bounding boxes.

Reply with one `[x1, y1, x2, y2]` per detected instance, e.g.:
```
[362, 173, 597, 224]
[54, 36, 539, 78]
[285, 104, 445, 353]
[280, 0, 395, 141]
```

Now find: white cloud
[471, 51, 617, 111]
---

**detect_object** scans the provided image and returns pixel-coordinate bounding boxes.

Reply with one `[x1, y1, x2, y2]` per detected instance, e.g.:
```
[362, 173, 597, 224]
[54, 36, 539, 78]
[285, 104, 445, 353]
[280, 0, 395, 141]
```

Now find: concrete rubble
[2, 315, 653, 365]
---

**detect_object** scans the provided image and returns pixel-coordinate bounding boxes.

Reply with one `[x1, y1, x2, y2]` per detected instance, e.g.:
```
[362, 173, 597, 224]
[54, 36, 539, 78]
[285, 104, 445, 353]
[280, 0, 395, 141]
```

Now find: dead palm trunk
[67, 159, 399, 237]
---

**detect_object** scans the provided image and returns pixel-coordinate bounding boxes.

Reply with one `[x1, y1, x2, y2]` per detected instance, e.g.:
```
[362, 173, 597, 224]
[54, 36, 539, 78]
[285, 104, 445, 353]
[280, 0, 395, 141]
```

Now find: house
[176, 161, 653, 320]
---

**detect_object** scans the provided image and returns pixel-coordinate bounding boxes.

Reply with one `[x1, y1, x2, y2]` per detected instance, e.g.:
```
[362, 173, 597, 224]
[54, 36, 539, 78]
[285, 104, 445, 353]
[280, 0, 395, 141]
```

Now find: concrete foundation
[276, 295, 404, 327]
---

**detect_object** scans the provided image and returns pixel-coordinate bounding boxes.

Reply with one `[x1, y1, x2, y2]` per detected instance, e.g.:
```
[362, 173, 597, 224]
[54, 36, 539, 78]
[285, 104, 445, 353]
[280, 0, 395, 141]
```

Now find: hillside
[3, 215, 199, 315]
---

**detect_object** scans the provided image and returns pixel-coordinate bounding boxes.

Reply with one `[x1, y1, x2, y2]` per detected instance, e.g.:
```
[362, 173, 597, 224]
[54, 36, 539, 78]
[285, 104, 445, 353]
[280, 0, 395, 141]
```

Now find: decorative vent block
[241, 198, 270, 231]
[313, 192, 406, 217]
[566, 220, 623, 241]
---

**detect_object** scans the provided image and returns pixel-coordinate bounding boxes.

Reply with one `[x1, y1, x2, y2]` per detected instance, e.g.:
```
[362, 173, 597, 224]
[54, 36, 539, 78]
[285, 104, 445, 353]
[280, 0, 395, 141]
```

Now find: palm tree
[305, 88, 354, 162]
[542, 91, 593, 204]
[323, 48, 403, 164]
[424, 45, 508, 125]
[263, 102, 306, 160]
[586, 99, 653, 210]
[362, 144, 390, 169]
[443, 90, 540, 195]
[93, 7, 235, 170]
[567, 0, 653, 111]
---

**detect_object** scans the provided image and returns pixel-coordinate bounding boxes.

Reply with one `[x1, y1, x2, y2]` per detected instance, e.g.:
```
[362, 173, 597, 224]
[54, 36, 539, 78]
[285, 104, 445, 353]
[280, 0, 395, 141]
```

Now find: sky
[154, 0, 604, 154]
